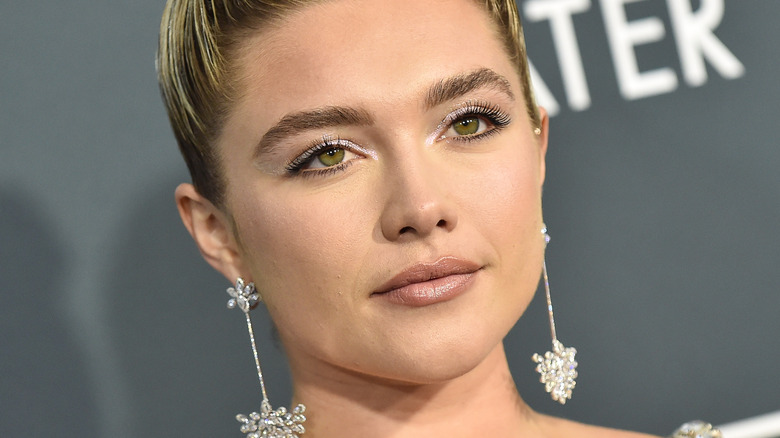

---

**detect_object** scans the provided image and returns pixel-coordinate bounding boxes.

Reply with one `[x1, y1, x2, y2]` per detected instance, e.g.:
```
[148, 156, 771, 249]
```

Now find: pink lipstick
[372, 257, 481, 306]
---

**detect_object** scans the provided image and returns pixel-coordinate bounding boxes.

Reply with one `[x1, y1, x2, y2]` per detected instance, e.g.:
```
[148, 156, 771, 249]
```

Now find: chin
[375, 300, 525, 385]
[355, 319, 510, 386]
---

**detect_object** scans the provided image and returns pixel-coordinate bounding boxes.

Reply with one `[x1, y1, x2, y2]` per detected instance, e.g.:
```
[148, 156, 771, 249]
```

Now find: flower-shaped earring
[227, 278, 307, 437]
[532, 227, 578, 404]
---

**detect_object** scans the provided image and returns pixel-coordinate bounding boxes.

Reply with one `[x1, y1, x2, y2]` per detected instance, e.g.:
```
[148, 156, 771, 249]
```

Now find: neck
[289, 343, 544, 438]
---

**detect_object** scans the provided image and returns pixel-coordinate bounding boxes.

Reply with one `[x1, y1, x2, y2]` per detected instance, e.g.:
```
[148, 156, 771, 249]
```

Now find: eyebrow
[425, 68, 515, 109]
[254, 106, 373, 158]
[253, 68, 514, 158]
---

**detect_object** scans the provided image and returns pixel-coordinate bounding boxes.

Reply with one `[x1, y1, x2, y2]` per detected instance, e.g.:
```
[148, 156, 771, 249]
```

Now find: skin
[175, 0, 661, 436]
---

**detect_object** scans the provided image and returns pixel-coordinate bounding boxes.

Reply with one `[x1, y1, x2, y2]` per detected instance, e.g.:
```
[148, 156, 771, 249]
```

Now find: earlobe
[537, 106, 550, 185]
[175, 183, 245, 282]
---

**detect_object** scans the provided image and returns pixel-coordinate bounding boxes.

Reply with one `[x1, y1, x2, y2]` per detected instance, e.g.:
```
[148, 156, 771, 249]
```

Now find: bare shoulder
[536, 413, 662, 438]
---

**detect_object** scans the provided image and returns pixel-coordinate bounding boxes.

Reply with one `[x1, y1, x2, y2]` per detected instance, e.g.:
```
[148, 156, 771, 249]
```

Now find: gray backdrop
[1, 1, 778, 437]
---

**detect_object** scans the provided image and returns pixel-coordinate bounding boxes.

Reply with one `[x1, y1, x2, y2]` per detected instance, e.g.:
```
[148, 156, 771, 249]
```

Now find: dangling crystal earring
[226, 278, 306, 437]
[532, 226, 578, 404]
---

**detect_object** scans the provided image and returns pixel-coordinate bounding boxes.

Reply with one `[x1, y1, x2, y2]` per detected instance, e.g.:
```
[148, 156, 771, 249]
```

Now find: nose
[379, 158, 458, 242]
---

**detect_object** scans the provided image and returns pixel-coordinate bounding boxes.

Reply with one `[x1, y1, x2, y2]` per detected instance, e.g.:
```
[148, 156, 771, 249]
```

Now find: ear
[175, 183, 246, 283]
[537, 106, 550, 186]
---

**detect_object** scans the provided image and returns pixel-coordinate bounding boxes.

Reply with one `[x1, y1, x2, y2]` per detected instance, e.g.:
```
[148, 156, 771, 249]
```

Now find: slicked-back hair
[157, 0, 539, 207]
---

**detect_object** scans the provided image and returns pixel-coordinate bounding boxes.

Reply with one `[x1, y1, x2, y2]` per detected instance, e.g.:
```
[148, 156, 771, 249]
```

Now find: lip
[371, 257, 482, 306]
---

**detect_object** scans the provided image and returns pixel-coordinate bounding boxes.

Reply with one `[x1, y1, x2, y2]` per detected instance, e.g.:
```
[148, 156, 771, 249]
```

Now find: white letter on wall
[667, 0, 745, 86]
[601, 0, 678, 100]
[525, 0, 592, 111]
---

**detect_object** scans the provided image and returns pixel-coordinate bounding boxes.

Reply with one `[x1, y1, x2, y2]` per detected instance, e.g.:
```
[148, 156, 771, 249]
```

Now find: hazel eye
[315, 148, 346, 168]
[286, 137, 372, 176]
[298, 146, 359, 171]
[452, 117, 484, 136]
[437, 102, 511, 142]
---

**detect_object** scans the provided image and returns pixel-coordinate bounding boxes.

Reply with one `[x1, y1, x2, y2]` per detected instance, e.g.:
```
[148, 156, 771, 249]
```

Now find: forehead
[239, 0, 515, 99]
[223, 0, 519, 135]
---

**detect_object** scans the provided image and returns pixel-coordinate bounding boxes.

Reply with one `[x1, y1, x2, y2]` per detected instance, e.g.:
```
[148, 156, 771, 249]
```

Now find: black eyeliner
[285, 136, 342, 174]
[449, 102, 511, 128]
[285, 136, 370, 178]
[440, 100, 512, 142]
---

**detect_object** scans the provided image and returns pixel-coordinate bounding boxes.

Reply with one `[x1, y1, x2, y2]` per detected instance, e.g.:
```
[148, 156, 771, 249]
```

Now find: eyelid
[285, 136, 376, 175]
[432, 100, 512, 143]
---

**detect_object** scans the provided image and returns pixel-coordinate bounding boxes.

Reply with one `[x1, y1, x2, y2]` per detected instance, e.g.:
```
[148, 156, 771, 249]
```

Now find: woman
[157, 0, 720, 437]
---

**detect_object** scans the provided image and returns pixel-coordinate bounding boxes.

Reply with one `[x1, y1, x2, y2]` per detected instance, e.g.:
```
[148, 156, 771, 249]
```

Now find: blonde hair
[157, 0, 539, 206]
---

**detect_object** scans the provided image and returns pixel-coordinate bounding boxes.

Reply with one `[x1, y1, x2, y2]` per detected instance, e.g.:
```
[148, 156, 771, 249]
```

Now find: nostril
[399, 226, 414, 234]
[436, 219, 447, 227]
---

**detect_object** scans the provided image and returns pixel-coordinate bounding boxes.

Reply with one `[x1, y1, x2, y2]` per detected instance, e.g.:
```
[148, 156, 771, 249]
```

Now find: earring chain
[227, 278, 307, 437]
[532, 226, 578, 405]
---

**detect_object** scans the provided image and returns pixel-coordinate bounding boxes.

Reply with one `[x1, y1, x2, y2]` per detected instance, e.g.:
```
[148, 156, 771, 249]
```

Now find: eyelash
[285, 136, 357, 177]
[439, 101, 512, 143]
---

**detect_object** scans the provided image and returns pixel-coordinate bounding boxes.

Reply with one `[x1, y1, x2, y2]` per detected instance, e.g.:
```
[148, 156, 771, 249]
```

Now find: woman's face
[216, 0, 548, 384]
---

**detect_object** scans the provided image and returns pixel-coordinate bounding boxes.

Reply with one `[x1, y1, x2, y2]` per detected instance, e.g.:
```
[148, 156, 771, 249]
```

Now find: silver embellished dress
[670, 421, 723, 437]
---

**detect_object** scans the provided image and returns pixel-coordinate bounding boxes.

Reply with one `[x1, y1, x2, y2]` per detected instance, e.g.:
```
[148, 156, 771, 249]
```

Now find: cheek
[460, 139, 543, 236]
[460, 140, 545, 307]
[230, 185, 375, 330]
